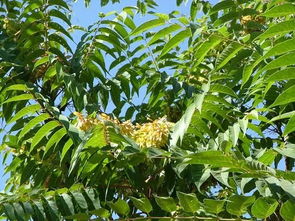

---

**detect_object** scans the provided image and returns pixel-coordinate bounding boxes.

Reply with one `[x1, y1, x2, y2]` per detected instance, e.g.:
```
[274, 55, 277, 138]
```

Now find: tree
[0, 0, 295, 220]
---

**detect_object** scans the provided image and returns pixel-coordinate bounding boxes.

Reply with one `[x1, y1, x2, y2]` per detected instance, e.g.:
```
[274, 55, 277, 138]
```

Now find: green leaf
[251, 197, 278, 219]
[194, 34, 222, 67]
[83, 188, 100, 210]
[147, 23, 182, 45]
[261, 3, 295, 17]
[185, 151, 239, 168]
[216, 42, 243, 70]
[210, 84, 237, 98]
[49, 9, 71, 26]
[256, 19, 295, 41]
[42, 198, 60, 220]
[209, 0, 235, 15]
[3, 203, 16, 220]
[203, 199, 225, 214]
[90, 208, 110, 218]
[96, 34, 122, 49]
[280, 200, 295, 221]
[159, 28, 191, 57]
[8, 104, 41, 124]
[57, 193, 75, 216]
[85, 124, 108, 148]
[267, 68, 295, 82]
[32, 201, 46, 221]
[269, 111, 295, 122]
[48, 21, 73, 40]
[226, 195, 255, 216]
[274, 147, 295, 159]
[177, 192, 200, 212]
[44, 127, 67, 155]
[13, 203, 26, 220]
[71, 192, 88, 210]
[60, 139, 73, 163]
[3, 84, 29, 92]
[242, 64, 254, 86]
[271, 84, 295, 107]
[260, 52, 295, 73]
[20, 161, 36, 184]
[33, 56, 49, 70]
[48, 34, 73, 53]
[108, 199, 130, 216]
[31, 121, 60, 151]
[131, 18, 165, 36]
[284, 115, 295, 136]
[19, 113, 51, 140]
[263, 38, 295, 60]
[229, 123, 240, 147]
[170, 83, 209, 146]
[129, 197, 152, 213]
[48, 0, 69, 9]
[2, 94, 33, 104]
[154, 196, 177, 212]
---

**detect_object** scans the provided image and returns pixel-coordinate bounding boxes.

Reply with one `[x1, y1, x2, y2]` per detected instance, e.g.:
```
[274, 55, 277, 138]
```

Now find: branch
[108, 216, 250, 221]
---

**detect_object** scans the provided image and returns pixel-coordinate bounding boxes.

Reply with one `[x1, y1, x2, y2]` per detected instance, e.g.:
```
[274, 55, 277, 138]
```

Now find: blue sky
[0, 0, 220, 191]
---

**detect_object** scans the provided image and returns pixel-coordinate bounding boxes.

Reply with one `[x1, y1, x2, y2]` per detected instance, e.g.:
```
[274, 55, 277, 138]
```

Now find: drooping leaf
[280, 200, 295, 221]
[108, 199, 130, 216]
[226, 195, 256, 216]
[177, 192, 200, 213]
[154, 196, 177, 213]
[129, 197, 152, 213]
[251, 197, 278, 219]
[203, 199, 225, 214]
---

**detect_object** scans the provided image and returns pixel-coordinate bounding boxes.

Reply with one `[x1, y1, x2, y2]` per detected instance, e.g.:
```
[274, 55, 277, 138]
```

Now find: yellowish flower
[120, 120, 135, 136]
[133, 117, 174, 148]
[73, 111, 174, 148]
[73, 112, 96, 131]
[99, 113, 120, 124]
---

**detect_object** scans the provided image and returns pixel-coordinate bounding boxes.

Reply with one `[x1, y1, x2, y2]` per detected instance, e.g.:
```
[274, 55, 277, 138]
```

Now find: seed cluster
[73, 112, 174, 148]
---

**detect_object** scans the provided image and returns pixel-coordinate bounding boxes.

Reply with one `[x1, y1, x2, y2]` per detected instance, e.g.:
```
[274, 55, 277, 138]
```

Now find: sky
[0, 0, 219, 192]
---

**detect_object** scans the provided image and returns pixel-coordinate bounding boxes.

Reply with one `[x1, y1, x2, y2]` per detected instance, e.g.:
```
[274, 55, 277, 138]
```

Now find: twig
[104, 216, 251, 221]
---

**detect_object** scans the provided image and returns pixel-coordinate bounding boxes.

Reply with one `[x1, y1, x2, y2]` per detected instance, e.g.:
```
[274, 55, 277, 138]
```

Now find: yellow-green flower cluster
[133, 117, 174, 148]
[73, 112, 174, 148]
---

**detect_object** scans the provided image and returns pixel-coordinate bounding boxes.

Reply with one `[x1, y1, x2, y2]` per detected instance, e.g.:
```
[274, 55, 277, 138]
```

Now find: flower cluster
[133, 117, 174, 148]
[73, 112, 100, 131]
[73, 112, 174, 148]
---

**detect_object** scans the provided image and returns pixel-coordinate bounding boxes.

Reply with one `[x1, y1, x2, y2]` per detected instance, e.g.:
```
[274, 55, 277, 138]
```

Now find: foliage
[1, 0, 295, 220]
